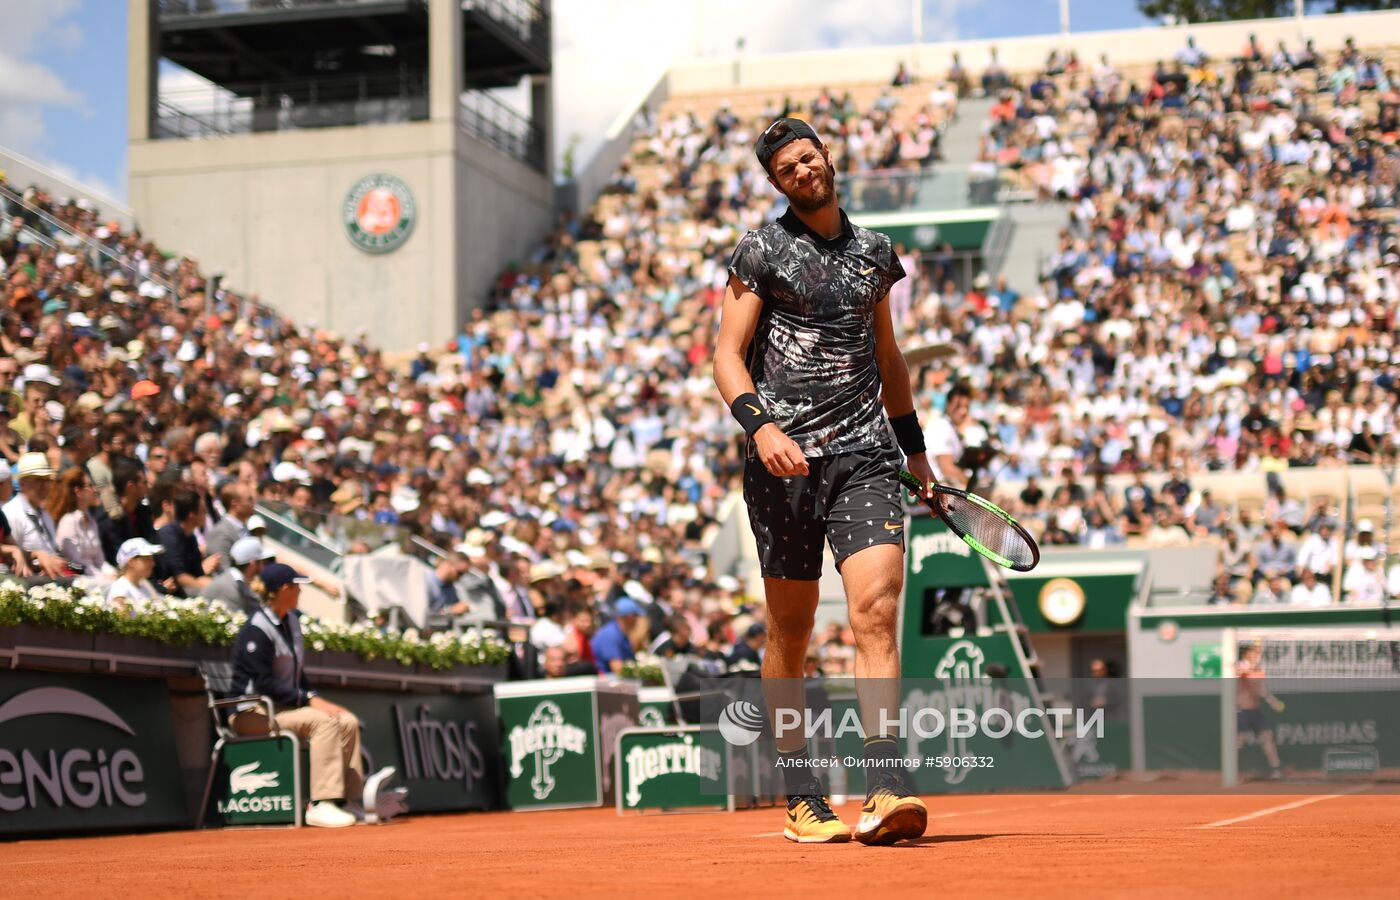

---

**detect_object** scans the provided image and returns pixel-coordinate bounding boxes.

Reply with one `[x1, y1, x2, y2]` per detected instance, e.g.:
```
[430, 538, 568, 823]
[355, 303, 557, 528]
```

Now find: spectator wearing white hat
[204, 536, 276, 616]
[106, 538, 164, 607]
[1344, 519, 1377, 568]
[1343, 547, 1385, 605]
[1, 452, 68, 579]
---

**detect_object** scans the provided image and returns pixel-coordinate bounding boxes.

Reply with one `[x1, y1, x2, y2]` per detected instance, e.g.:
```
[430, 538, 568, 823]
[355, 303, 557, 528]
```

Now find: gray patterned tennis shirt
[728, 207, 906, 457]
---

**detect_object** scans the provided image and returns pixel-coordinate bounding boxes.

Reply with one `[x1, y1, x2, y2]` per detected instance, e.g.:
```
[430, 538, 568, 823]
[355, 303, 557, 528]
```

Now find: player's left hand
[1268, 697, 1286, 713]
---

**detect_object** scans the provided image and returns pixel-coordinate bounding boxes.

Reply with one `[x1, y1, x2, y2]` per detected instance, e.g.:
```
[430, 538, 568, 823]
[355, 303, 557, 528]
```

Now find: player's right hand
[754, 423, 809, 477]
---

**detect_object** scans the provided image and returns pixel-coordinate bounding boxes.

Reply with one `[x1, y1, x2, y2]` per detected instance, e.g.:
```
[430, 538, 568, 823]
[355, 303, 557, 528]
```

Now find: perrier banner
[615, 727, 732, 813]
[494, 676, 638, 810]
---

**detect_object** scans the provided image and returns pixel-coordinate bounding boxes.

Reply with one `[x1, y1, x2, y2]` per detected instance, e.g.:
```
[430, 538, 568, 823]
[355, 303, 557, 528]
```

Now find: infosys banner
[321, 688, 501, 812]
[0, 670, 187, 835]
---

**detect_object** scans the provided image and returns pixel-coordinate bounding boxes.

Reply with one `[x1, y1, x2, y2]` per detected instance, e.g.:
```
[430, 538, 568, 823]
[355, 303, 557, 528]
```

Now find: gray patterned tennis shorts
[743, 448, 905, 580]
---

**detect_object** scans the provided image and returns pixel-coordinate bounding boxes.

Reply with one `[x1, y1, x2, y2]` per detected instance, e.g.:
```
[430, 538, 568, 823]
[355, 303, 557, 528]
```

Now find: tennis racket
[897, 470, 1040, 572]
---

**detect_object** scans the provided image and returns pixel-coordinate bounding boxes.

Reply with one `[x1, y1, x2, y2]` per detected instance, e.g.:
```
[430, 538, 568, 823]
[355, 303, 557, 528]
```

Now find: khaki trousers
[232, 706, 365, 803]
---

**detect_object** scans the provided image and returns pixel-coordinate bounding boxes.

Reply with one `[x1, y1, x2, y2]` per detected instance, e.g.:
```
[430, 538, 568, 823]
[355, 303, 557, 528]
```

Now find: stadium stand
[1, 25, 1399, 693]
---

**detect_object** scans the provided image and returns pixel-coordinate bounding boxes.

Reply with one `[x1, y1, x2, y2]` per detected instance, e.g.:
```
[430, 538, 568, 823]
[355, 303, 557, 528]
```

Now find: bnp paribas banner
[494, 677, 638, 811]
[0, 670, 187, 835]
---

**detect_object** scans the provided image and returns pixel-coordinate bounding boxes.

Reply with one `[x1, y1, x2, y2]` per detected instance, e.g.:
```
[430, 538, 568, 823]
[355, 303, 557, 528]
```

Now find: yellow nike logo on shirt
[859, 267, 876, 276]
[745, 404, 762, 415]
[883, 521, 903, 531]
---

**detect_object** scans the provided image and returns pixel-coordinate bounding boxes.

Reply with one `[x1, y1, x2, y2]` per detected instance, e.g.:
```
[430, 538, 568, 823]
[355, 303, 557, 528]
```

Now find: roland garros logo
[343, 173, 416, 254]
[507, 701, 588, 801]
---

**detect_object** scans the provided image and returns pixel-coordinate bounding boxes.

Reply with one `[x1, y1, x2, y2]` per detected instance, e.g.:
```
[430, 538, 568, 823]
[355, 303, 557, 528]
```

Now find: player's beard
[786, 165, 836, 214]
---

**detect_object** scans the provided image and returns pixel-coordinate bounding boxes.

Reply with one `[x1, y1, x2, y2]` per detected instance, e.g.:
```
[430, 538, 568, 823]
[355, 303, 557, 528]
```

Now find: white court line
[1194, 794, 1345, 829]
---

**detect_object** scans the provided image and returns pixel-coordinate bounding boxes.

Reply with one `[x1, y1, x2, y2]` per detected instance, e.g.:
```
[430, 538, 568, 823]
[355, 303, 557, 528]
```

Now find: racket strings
[939, 495, 1037, 570]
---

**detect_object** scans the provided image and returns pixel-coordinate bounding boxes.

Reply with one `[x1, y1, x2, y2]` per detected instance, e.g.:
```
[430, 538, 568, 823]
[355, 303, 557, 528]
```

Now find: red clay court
[4, 791, 1397, 898]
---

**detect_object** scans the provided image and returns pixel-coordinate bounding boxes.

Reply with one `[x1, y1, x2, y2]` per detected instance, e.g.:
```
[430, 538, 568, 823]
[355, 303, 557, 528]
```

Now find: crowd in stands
[891, 33, 1400, 606]
[4, 29, 1398, 689]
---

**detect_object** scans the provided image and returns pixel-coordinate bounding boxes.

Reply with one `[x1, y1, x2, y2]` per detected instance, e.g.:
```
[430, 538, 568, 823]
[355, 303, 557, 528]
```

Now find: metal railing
[839, 164, 1003, 216]
[155, 70, 429, 138]
[253, 503, 346, 572]
[158, 0, 423, 18]
[459, 89, 546, 171]
[981, 201, 1017, 278]
[0, 182, 177, 293]
[463, 0, 549, 59]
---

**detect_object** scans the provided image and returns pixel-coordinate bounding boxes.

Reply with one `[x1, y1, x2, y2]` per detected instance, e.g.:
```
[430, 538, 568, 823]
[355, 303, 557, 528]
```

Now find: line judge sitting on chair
[230, 562, 366, 829]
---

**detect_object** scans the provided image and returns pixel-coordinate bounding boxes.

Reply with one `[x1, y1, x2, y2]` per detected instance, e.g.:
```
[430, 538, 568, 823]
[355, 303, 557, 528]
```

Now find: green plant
[0, 583, 509, 668]
[620, 652, 665, 687]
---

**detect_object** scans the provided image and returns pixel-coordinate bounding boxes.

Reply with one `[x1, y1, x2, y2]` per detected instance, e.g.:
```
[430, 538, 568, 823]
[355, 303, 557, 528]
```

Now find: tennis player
[714, 117, 937, 845]
[1236, 643, 1285, 779]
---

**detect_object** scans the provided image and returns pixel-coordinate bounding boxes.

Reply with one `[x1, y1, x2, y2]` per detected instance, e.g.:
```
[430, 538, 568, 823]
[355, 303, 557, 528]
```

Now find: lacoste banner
[615, 727, 731, 813]
[0, 670, 187, 835]
[209, 737, 300, 826]
[494, 676, 638, 811]
[320, 688, 500, 812]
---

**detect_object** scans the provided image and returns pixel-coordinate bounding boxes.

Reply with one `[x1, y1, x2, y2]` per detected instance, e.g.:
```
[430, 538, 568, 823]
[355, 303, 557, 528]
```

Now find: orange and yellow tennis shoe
[783, 795, 851, 843]
[854, 777, 927, 846]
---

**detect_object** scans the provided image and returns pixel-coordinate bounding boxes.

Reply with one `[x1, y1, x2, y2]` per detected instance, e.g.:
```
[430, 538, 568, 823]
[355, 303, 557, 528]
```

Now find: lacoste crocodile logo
[230, 761, 281, 795]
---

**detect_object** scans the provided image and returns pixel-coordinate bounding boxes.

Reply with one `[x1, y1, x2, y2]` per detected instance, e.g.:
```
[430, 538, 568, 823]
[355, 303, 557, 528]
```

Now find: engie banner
[0, 670, 187, 835]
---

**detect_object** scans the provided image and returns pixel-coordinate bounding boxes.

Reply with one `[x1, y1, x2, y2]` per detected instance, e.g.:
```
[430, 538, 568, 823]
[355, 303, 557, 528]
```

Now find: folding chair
[658, 657, 732, 725]
[197, 660, 304, 828]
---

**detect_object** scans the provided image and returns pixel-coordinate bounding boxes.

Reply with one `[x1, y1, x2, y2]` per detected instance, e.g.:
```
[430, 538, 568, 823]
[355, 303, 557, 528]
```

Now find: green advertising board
[901, 633, 1073, 793]
[321, 688, 500, 812]
[1003, 561, 1143, 634]
[209, 736, 301, 826]
[615, 727, 732, 813]
[851, 210, 997, 251]
[638, 687, 674, 728]
[494, 676, 638, 810]
[0, 670, 188, 835]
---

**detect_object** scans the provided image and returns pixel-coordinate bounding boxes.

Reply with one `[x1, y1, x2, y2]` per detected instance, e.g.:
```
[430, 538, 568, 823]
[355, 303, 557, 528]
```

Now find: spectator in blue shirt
[591, 598, 642, 674]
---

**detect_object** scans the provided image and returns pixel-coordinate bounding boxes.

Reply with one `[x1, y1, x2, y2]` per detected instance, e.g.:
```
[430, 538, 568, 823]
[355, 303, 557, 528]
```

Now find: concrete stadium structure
[127, 0, 554, 351]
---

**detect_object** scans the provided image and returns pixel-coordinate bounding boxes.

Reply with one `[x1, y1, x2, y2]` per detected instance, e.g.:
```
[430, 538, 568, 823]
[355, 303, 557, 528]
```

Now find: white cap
[247, 514, 268, 533]
[390, 487, 420, 514]
[117, 537, 164, 568]
[230, 536, 277, 566]
[1359, 519, 1375, 533]
[272, 461, 310, 483]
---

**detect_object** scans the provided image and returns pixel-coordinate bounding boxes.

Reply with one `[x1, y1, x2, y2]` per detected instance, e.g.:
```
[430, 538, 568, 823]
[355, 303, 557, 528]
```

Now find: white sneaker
[305, 801, 356, 828]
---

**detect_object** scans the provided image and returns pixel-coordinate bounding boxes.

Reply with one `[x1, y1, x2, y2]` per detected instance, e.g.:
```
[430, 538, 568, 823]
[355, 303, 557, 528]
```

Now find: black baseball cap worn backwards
[755, 117, 821, 174]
